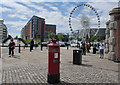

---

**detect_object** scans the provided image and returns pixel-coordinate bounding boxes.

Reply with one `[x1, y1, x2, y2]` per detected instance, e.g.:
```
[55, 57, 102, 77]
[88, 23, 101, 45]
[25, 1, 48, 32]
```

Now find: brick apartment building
[21, 16, 56, 41]
[44, 24, 56, 40]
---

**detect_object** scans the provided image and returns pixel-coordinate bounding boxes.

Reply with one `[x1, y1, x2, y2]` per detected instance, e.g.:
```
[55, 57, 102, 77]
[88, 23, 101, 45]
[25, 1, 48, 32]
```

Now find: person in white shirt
[99, 41, 104, 58]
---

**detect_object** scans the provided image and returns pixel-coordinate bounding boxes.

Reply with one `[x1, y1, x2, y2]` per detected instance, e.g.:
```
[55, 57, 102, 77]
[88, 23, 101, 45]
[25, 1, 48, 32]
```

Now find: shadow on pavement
[80, 64, 93, 67]
[12, 55, 20, 59]
[57, 81, 75, 85]
[83, 60, 89, 62]
[68, 61, 92, 67]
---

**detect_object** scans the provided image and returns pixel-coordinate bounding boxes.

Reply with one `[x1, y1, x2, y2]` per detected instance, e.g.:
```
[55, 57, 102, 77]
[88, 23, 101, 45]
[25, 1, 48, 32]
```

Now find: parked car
[57, 41, 66, 47]
[34, 41, 38, 47]
[42, 41, 50, 47]
[65, 42, 71, 46]
[70, 42, 77, 47]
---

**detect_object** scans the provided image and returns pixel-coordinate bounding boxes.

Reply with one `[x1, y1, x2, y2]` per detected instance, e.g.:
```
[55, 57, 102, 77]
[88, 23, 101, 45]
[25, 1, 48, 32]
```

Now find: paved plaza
[1, 46, 120, 84]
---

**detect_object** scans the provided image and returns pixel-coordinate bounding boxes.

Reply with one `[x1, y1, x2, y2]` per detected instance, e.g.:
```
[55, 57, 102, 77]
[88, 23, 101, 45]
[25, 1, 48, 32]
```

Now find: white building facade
[0, 20, 7, 43]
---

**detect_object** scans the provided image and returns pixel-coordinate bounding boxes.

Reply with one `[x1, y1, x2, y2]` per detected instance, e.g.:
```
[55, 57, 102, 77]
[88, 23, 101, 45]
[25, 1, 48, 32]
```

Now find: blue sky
[0, 0, 118, 38]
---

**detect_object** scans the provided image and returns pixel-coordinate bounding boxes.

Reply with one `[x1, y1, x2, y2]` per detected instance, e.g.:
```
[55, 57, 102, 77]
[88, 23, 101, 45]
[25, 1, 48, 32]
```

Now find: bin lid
[73, 49, 82, 51]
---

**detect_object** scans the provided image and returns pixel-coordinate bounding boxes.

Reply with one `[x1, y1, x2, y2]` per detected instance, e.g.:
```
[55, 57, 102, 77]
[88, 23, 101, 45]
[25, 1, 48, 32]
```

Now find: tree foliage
[14, 36, 18, 39]
[48, 32, 55, 40]
[57, 34, 64, 41]
[96, 36, 102, 42]
[91, 35, 96, 42]
[69, 37, 73, 41]
[86, 34, 89, 42]
[77, 38, 82, 41]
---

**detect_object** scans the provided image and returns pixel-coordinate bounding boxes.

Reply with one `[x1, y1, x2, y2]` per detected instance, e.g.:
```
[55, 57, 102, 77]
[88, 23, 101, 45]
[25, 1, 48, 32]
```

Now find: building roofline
[45, 24, 56, 26]
[22, 15, 45, 29]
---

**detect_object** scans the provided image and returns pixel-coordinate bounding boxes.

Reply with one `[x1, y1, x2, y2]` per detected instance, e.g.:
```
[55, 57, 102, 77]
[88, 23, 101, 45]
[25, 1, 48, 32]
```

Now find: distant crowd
[8, 38, 104, 59]
[77, 41, 104, 58]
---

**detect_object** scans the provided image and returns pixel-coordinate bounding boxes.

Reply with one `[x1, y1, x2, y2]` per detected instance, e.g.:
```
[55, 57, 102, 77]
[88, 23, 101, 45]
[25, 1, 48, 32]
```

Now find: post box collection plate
[54, 53, 58, 58]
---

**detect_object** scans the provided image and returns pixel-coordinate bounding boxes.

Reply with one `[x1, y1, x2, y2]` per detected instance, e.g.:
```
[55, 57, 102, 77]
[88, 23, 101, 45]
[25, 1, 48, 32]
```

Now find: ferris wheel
[69, 4, 100, 39]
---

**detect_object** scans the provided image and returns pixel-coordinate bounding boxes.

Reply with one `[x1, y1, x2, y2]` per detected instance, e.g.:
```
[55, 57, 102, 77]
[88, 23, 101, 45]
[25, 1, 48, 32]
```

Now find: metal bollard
[67, 45, 69, 50]
[18, 44, 20, 53]
[41, 44, 43, 51]
[23, 45, 25, 49]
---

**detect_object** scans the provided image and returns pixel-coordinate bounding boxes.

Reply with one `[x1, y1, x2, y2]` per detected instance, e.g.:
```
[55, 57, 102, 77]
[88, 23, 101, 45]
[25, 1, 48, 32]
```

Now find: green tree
[14, 36, 18, 39]
[69, 37, 73, 41]
[48, 32, 55, 40]
[96, 36, 102, 42]
[91, 35, 96, 42]
[86, 34, 89, 42]
[77, 37, 82, 41]
[57, 34, 64, 41]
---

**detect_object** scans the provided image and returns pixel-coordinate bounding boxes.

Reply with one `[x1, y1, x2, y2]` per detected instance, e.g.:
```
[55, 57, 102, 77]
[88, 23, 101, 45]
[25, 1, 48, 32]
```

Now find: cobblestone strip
[16, 66, 25, 84]
[27, 64, 45, 83]
[15, 66, 22, 83]
[23, 66, 40, 83]
[21, 66, 32, 84]
[21, 66, 33, 84]
[17, 66, 28, 84]
[25, 66, 37, 84]
[2, 69, 5, 83]
[28, 64, 47, 83]
[8, 68, 12, 83]
[6, 69, 9, 83]
[12, 67, 18, 83]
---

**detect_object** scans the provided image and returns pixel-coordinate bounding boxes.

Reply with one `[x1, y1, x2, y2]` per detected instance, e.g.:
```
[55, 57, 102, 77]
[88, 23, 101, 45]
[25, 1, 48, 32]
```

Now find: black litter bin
[73, 49, 82, 65]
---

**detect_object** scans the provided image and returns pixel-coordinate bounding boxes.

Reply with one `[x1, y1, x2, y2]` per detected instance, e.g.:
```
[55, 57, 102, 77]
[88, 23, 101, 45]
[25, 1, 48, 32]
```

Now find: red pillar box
[47, 41, 60, 84]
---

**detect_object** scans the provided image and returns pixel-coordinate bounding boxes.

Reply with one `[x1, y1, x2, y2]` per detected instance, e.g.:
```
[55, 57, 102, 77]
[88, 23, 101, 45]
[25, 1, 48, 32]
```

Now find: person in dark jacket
[93, 43, 97, 54]
[8, 39, 15, 57]
[82, 41, 86, 55]
[30, 39, 34, 52]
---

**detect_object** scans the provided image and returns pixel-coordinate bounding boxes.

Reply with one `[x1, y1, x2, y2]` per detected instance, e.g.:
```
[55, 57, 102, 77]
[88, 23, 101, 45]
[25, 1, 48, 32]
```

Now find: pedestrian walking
[86, 43, 90, 53]
[99, 41, 104, 58]
[30, 39, 34, 52]
[88, 42, 90, 53]
[82, 41, 86, 55]
[80, 42, 83, 49]
[8, 39, 15, 57]
[93, 43, 96, 54]
[77, 42, 80, 48]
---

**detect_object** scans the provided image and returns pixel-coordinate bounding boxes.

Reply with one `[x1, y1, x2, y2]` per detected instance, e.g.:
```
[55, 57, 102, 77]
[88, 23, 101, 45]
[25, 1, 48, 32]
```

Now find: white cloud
[50, 7, 58, 10]
[1, 0, 82, 3]
[87, 2, 118, 28]
[1, 1, 119, 37]
[2, 1, 36, 19]
[2, 0, 119, 2]
[8, 14, 28, 20]
[2, 7, 12, 12]
[5, 21, 26, 29]
[8, 32, 21, 38]
[44, 3, 58, 10]
[88, 0, 119, 2]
